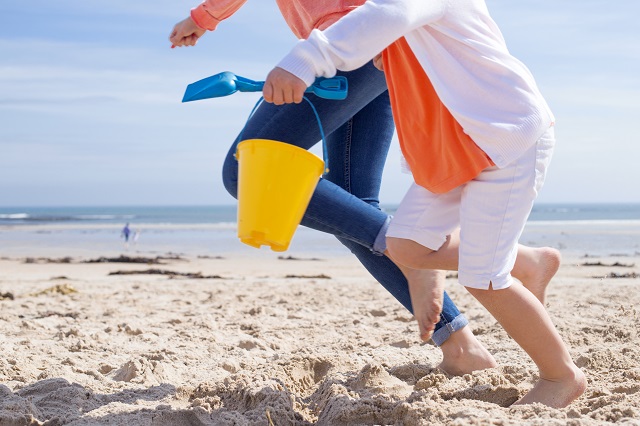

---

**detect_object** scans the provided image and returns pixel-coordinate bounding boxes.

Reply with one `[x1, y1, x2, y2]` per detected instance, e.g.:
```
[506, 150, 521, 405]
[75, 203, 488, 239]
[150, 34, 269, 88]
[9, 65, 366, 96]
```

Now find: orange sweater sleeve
[191, 0, 247, 31]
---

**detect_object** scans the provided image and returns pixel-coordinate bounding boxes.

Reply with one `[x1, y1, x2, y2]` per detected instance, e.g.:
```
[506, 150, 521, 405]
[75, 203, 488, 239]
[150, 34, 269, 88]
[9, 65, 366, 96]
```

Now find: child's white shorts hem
[387, 127, 555, 290]
[458, 271, 514, 290]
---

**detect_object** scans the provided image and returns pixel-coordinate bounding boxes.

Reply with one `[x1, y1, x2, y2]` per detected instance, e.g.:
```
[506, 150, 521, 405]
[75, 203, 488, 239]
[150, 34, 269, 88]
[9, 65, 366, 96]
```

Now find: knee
[221, 156, 239, 200]
[386, 237, 433, 269]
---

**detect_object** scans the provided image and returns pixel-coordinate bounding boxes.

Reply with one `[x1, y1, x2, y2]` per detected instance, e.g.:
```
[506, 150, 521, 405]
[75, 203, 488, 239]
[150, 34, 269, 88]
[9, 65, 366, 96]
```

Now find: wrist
[190, 6, 220, 31]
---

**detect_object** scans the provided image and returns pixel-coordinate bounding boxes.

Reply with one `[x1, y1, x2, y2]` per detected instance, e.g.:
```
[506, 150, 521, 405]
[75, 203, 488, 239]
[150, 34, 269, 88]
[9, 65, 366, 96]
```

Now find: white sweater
[277, 0, 554, 168]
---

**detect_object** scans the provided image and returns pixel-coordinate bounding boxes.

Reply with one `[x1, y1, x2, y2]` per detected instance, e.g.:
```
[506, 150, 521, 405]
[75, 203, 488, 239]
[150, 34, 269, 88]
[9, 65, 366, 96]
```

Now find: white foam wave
[0, 213, 29, 219]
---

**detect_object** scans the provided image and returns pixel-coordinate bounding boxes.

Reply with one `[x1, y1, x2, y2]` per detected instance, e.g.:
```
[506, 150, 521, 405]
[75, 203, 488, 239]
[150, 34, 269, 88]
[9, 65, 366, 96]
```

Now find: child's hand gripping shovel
[182, 71, 348, 102]
[182, 71, 347, 252]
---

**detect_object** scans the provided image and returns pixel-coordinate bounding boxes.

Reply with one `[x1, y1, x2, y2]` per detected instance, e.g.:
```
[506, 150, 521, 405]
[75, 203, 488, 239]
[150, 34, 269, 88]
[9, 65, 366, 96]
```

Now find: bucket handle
[237, 96, 329, 174]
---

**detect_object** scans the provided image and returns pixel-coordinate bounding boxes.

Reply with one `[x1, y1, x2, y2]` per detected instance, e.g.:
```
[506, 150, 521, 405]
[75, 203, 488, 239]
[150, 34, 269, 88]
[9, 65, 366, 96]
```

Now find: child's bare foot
[514, 365, 586, 408]
[403, 268, 446, 341]
[438, 326, 497, 375]
[514, 246, 561, 305]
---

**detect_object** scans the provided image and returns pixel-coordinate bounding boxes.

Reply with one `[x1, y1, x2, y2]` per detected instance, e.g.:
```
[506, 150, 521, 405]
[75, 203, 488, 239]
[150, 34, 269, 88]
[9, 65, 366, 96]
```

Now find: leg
[337, 237, 496, 375]
[398, 266, 499, 377]
[465, 131, 583, 407]
[467, 284, 586, 408]
[461, 129, 583, 407]
[386, 181, 560, 349]
[386, 184, 463, 344]
[393, 260, 445, 341]
[512, 244, 561, 304]
[388, 232, 561, 305]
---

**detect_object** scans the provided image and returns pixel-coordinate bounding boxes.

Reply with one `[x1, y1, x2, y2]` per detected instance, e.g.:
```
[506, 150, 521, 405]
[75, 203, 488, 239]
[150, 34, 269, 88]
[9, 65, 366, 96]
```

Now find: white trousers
[387, 127, 555, 290]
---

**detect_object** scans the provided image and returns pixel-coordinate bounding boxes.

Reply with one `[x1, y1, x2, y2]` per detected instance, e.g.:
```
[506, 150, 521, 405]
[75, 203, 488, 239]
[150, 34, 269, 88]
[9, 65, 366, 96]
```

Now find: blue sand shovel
[182, 71, 348, 102]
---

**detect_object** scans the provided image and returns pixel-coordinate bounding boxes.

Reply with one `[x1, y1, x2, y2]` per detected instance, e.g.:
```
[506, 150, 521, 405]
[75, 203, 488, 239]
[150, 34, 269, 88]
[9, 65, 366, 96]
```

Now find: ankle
[438, 328, 497, 375]
[540, 363, 585, 383]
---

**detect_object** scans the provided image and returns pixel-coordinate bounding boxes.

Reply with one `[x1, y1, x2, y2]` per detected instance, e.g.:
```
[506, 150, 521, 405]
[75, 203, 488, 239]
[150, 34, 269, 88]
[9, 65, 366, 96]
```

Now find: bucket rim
[236, 139, 324, 166]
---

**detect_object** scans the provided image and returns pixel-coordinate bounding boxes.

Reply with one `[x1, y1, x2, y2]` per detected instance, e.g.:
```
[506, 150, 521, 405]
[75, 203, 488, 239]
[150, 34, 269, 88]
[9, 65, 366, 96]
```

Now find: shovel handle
[308, 76, 348, 100]
[235, 75, 348, 100]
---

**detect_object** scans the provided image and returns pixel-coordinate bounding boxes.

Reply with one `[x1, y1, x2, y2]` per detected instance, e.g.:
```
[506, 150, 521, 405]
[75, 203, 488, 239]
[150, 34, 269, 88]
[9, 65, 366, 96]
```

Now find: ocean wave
[0, 221, 239, 231]
[71, 215, 136, 220]
[0, 213, 136, 222]
[0, 213, 29, 219]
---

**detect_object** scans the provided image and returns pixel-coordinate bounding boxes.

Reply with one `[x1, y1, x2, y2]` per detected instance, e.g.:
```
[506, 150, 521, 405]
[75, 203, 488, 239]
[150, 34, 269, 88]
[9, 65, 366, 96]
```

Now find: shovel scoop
[182, 71, 348, 102]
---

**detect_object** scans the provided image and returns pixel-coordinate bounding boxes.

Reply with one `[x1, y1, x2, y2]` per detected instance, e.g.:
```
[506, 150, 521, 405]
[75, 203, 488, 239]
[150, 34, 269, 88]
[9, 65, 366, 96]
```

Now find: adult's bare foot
[438, 326, 497, 375]
[514, 365, 586, 408]
[514, 246, 561, 305]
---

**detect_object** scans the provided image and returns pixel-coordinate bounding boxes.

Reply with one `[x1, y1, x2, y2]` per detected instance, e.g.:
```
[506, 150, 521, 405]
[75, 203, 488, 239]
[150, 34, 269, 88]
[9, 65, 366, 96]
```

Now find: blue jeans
[221, 62, 467, 345]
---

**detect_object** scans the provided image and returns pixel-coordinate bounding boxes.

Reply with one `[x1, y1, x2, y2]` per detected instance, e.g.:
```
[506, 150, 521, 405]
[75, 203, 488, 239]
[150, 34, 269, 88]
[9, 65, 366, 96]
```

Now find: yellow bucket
[235, 139, 325, 252]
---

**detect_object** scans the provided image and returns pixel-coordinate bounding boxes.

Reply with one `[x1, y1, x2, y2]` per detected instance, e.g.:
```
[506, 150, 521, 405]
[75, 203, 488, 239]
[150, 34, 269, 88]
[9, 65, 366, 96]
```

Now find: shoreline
[2, 219, 639, 260]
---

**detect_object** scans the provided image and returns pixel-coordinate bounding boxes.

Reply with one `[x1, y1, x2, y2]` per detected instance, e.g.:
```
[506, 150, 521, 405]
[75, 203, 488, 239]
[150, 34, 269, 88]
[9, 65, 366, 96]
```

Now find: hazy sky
[1, 1, 638, 206]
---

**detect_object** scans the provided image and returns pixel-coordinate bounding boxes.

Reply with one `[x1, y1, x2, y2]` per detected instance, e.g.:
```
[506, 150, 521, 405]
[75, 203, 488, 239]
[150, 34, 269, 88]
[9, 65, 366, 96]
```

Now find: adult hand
[169, 17, 206, 48]
[263, 67, 307, 105]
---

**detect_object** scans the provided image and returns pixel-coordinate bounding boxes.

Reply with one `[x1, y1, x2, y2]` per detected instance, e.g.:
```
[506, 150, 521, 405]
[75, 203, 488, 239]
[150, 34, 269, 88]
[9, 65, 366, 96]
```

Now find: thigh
[387, 183, 462, 251]
[324, 90, 394, 204]
[458, 141, 544, 290]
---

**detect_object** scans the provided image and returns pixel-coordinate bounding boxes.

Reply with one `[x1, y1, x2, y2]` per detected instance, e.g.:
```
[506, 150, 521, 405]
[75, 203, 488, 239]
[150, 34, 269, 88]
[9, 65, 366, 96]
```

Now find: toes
[420, 323, 435, 341]
[429, 302, 443, 325]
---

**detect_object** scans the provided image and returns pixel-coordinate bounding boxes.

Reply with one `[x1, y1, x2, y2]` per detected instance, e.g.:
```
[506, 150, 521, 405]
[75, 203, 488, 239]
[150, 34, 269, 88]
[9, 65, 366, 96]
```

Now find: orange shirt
[382, 37, 494, 194]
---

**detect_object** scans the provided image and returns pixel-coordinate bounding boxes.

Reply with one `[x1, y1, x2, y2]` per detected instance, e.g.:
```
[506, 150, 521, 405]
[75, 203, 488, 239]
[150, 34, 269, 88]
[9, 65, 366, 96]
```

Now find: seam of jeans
[344, 118, 353, 193]
[303, 210, 374, 250]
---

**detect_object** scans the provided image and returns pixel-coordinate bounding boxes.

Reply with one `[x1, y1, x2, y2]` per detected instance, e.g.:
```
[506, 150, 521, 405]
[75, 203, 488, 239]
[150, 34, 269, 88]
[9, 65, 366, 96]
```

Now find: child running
[261, 0, 586, 408]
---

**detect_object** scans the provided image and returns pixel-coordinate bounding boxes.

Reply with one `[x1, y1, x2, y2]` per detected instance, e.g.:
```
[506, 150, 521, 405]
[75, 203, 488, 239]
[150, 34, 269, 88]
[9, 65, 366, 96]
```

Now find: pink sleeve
[190, 0, 248, 31]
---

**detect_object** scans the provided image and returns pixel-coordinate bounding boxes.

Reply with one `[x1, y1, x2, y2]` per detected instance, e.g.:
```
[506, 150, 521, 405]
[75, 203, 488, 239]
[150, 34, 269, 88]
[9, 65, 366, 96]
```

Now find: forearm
[276, 0, 447, 85]
[191, 0, 248, 31]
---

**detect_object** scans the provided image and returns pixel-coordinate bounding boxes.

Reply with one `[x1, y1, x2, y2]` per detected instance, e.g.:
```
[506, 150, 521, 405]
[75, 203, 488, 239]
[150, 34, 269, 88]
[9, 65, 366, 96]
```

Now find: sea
[1, 204, 639, 258]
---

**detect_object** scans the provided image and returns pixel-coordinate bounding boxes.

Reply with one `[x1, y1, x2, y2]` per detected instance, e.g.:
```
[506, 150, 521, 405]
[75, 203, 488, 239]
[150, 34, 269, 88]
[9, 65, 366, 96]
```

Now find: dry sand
[1, 250, 640, 425]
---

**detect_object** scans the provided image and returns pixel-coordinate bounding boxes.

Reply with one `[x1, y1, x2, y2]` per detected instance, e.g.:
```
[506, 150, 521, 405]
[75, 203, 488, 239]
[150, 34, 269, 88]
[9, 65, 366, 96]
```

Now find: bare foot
[514, 246, 561, 305]
[514, 364, 586, 408]
[402, 268, 446, 341]
[438, 326, 497, 375]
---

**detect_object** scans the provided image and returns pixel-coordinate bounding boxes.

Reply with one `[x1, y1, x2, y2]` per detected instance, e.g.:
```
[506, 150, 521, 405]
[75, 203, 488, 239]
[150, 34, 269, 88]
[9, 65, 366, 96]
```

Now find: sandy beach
[1, 222, 640, 425]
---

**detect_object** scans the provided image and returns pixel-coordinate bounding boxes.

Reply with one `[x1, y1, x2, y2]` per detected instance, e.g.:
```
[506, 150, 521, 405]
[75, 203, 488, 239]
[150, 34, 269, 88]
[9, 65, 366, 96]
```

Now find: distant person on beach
[169, 1, 563, 377]
[261, 0, 586, 407]
[121, 223, 131, 247]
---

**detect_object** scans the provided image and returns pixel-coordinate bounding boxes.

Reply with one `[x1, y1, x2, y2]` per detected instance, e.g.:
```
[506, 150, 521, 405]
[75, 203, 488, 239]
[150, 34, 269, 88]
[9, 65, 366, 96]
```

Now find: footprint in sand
[348, 363, 413, 398]
[111, 357, 171, 386]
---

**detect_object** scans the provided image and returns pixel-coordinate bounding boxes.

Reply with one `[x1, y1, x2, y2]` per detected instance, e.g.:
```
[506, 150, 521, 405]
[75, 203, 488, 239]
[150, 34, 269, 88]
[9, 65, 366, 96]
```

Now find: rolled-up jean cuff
[372, 216, 391, 254]
[431, 314, 469, 346]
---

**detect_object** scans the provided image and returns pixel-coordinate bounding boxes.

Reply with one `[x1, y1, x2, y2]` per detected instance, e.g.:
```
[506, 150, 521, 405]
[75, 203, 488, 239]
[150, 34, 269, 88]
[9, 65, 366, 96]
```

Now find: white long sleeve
[276, 0, 554, 169]
[277, 0, 447, 85]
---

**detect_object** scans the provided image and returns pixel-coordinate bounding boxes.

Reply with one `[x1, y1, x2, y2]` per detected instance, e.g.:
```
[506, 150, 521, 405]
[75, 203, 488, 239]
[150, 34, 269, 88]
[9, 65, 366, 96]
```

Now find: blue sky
[1, 1, 638, 206]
